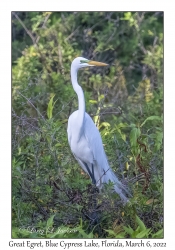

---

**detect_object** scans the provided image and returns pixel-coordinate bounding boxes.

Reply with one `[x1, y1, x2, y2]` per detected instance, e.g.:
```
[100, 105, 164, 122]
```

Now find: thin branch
[17, 91, 45, 121]
[12, 12, 36, 45]
[88, 111, 121, 118]
[105, 27, 117, 45]
[58, 43, 63, 69]
[153, 36, 158, 47]
[35, 13, 51, 44]
[65, 26, 80, 41]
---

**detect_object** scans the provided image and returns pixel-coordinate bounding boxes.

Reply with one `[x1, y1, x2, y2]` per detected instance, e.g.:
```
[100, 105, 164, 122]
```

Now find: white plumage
[67, 57, 129, 203]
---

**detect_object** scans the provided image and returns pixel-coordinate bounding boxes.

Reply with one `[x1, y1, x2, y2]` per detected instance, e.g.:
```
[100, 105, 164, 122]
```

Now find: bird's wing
[67, 129, 71, 147]
[73, 153, 89, 174]
[83, 113, 109, 167]
[83, 113, 130, 196]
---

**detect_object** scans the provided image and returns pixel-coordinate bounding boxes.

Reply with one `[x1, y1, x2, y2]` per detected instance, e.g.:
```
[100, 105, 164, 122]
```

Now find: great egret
[67, 57, 129, 203]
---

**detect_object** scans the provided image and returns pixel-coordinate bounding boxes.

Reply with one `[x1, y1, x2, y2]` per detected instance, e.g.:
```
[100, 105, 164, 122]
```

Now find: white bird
[67, 57, 129, 203]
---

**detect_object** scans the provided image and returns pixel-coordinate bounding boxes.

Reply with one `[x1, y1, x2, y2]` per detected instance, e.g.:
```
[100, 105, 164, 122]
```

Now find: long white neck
[71, 65, 85, 139]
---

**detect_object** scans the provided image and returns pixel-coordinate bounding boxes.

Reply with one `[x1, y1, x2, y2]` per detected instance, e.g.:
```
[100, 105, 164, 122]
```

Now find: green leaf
[55, 143, 62, 147]
[105, 229, 126, 238]
[46, 215, 55, 228]
[135, 215, 146, 231]
[47, 95, 57, 119]
[98, 94, 104, 101]
[99, 122, 111, 129]
[132, 227, 140, 238]
[79, 229, 93, 238]
[12, 230, 18, 238]
[105, 229, 116, 236]
[130, 128, 141, 148]
[114, 232, 126, 238]
[136, 228, 151, 238]
[146, 198, 159, 205]
[155, 131, 163, 150]
[89, 99, 97, 104]
[116, 128, 126, 141]
[140, 116, 162, 127]
[75, 204, 83, 211]
[123, 226, 134, 236]
[152, 229, 163, 238]
[116, 122, 129, 129]
[66, 168, 71, 174]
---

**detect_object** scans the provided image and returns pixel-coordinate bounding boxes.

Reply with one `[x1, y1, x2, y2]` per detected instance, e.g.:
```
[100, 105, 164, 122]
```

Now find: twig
[17, 91, 45, 121]
[100, 111, 120, 115]
[96, 168, 110, 186]
[116, 150, 124, 174]
[65, 26, 80, 41]
[21, 185, 48, 217]
[58, 43, 64, 75]
[153, 36, 158, 47]
[129, 173, 145, 183]
[105, 27, 117, 45]
[35, 13, 51, 44]
[55, 96, 76, 118]
[12, 12, 36, 45]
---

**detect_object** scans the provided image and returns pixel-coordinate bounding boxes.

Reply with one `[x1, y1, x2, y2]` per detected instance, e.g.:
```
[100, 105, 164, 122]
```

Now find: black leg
[84, 162, 93, 180]
[91, 164, 96, 185]
[83, 162, 96, 185]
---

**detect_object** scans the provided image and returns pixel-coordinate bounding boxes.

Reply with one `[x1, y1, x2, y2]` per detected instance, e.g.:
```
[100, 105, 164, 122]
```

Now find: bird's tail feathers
[102, 168, 130, 203]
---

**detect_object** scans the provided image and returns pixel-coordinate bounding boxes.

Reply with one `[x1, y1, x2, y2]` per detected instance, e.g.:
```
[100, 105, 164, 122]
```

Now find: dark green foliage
[12, 11, 163, 238]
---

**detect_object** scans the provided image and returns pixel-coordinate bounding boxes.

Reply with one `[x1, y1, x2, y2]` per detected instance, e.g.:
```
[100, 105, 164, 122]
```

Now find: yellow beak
[87, 60, 108, 66]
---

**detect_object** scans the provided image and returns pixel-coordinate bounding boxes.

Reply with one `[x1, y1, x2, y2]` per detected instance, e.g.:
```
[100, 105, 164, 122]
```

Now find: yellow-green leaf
[130, 127, 141, 147]
[99, 122, 110, 129]
[140, 116, 162, 128]
[47, 95, 57, 119]
[89, 100, 97, 104]
[135, 215, 146, 231]
[146, 198, 159, 205]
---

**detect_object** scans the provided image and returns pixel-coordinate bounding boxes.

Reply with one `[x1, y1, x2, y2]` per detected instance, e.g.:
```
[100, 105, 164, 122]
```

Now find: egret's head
[71, 57, 108, 71]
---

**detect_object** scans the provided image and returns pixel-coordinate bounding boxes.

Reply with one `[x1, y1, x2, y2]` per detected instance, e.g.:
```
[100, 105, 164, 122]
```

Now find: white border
[0, 0, 174, 249]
